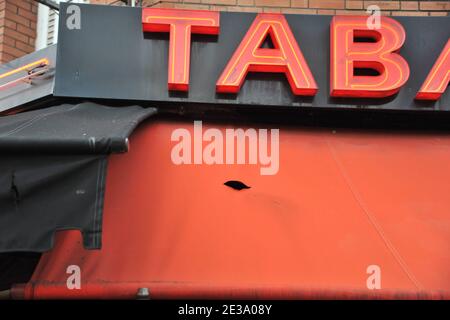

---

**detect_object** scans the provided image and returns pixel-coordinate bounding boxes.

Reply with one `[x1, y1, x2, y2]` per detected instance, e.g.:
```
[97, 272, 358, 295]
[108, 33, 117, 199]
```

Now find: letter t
[142, 8, 220, 91]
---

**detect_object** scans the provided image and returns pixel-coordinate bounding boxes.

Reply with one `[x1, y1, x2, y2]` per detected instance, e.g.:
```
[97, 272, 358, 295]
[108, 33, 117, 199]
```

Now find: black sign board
[54, 3, 449, 111]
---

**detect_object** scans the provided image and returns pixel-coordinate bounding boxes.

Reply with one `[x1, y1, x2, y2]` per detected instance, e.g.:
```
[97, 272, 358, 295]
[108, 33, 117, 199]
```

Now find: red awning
[13, 120, 450, 299]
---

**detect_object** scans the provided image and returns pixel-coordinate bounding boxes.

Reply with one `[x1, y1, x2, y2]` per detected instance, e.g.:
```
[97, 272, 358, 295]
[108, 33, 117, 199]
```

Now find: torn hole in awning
[224, 180, 251, 191]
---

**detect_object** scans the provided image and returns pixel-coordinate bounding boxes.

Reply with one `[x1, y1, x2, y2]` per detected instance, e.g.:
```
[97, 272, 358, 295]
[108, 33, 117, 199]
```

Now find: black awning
[0, 102, 157, 253]
[0, 102, 157, 153]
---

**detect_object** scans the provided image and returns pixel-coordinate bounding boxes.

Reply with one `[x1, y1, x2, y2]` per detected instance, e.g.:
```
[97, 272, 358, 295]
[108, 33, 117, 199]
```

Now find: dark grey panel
[55, 4, 449, 111]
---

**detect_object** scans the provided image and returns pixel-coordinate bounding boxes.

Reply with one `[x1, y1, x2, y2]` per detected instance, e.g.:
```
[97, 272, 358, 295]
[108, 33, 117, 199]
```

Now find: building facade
[0, 1, 449, 300]
[0, 0, 449, 63]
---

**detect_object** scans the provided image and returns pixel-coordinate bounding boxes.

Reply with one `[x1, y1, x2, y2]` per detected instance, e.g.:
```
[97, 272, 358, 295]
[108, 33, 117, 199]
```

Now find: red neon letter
[216, 13, 317, 96]
[416, 39, 449, 101]
[142, 8, 219, 91]
[330, 16, 409, 98]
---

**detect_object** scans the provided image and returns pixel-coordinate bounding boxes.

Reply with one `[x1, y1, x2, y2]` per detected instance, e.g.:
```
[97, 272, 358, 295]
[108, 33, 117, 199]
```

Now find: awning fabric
[0, 102, 156, 153]
[13, 121, 450, 299]
[0, 102, 156, 253]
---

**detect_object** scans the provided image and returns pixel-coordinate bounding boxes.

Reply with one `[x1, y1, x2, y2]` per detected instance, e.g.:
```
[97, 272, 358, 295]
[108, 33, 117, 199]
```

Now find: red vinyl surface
[15, 120, 450, 299]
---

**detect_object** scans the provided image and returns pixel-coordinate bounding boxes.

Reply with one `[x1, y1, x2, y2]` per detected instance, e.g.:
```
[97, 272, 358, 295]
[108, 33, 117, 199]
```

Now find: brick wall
[91, 0, 450, 16]
[0, 0, 37, 63]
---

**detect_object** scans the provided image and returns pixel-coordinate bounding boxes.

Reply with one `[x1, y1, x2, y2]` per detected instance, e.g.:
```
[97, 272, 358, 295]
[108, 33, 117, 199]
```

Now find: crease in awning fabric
[0, 102, 157, 252]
